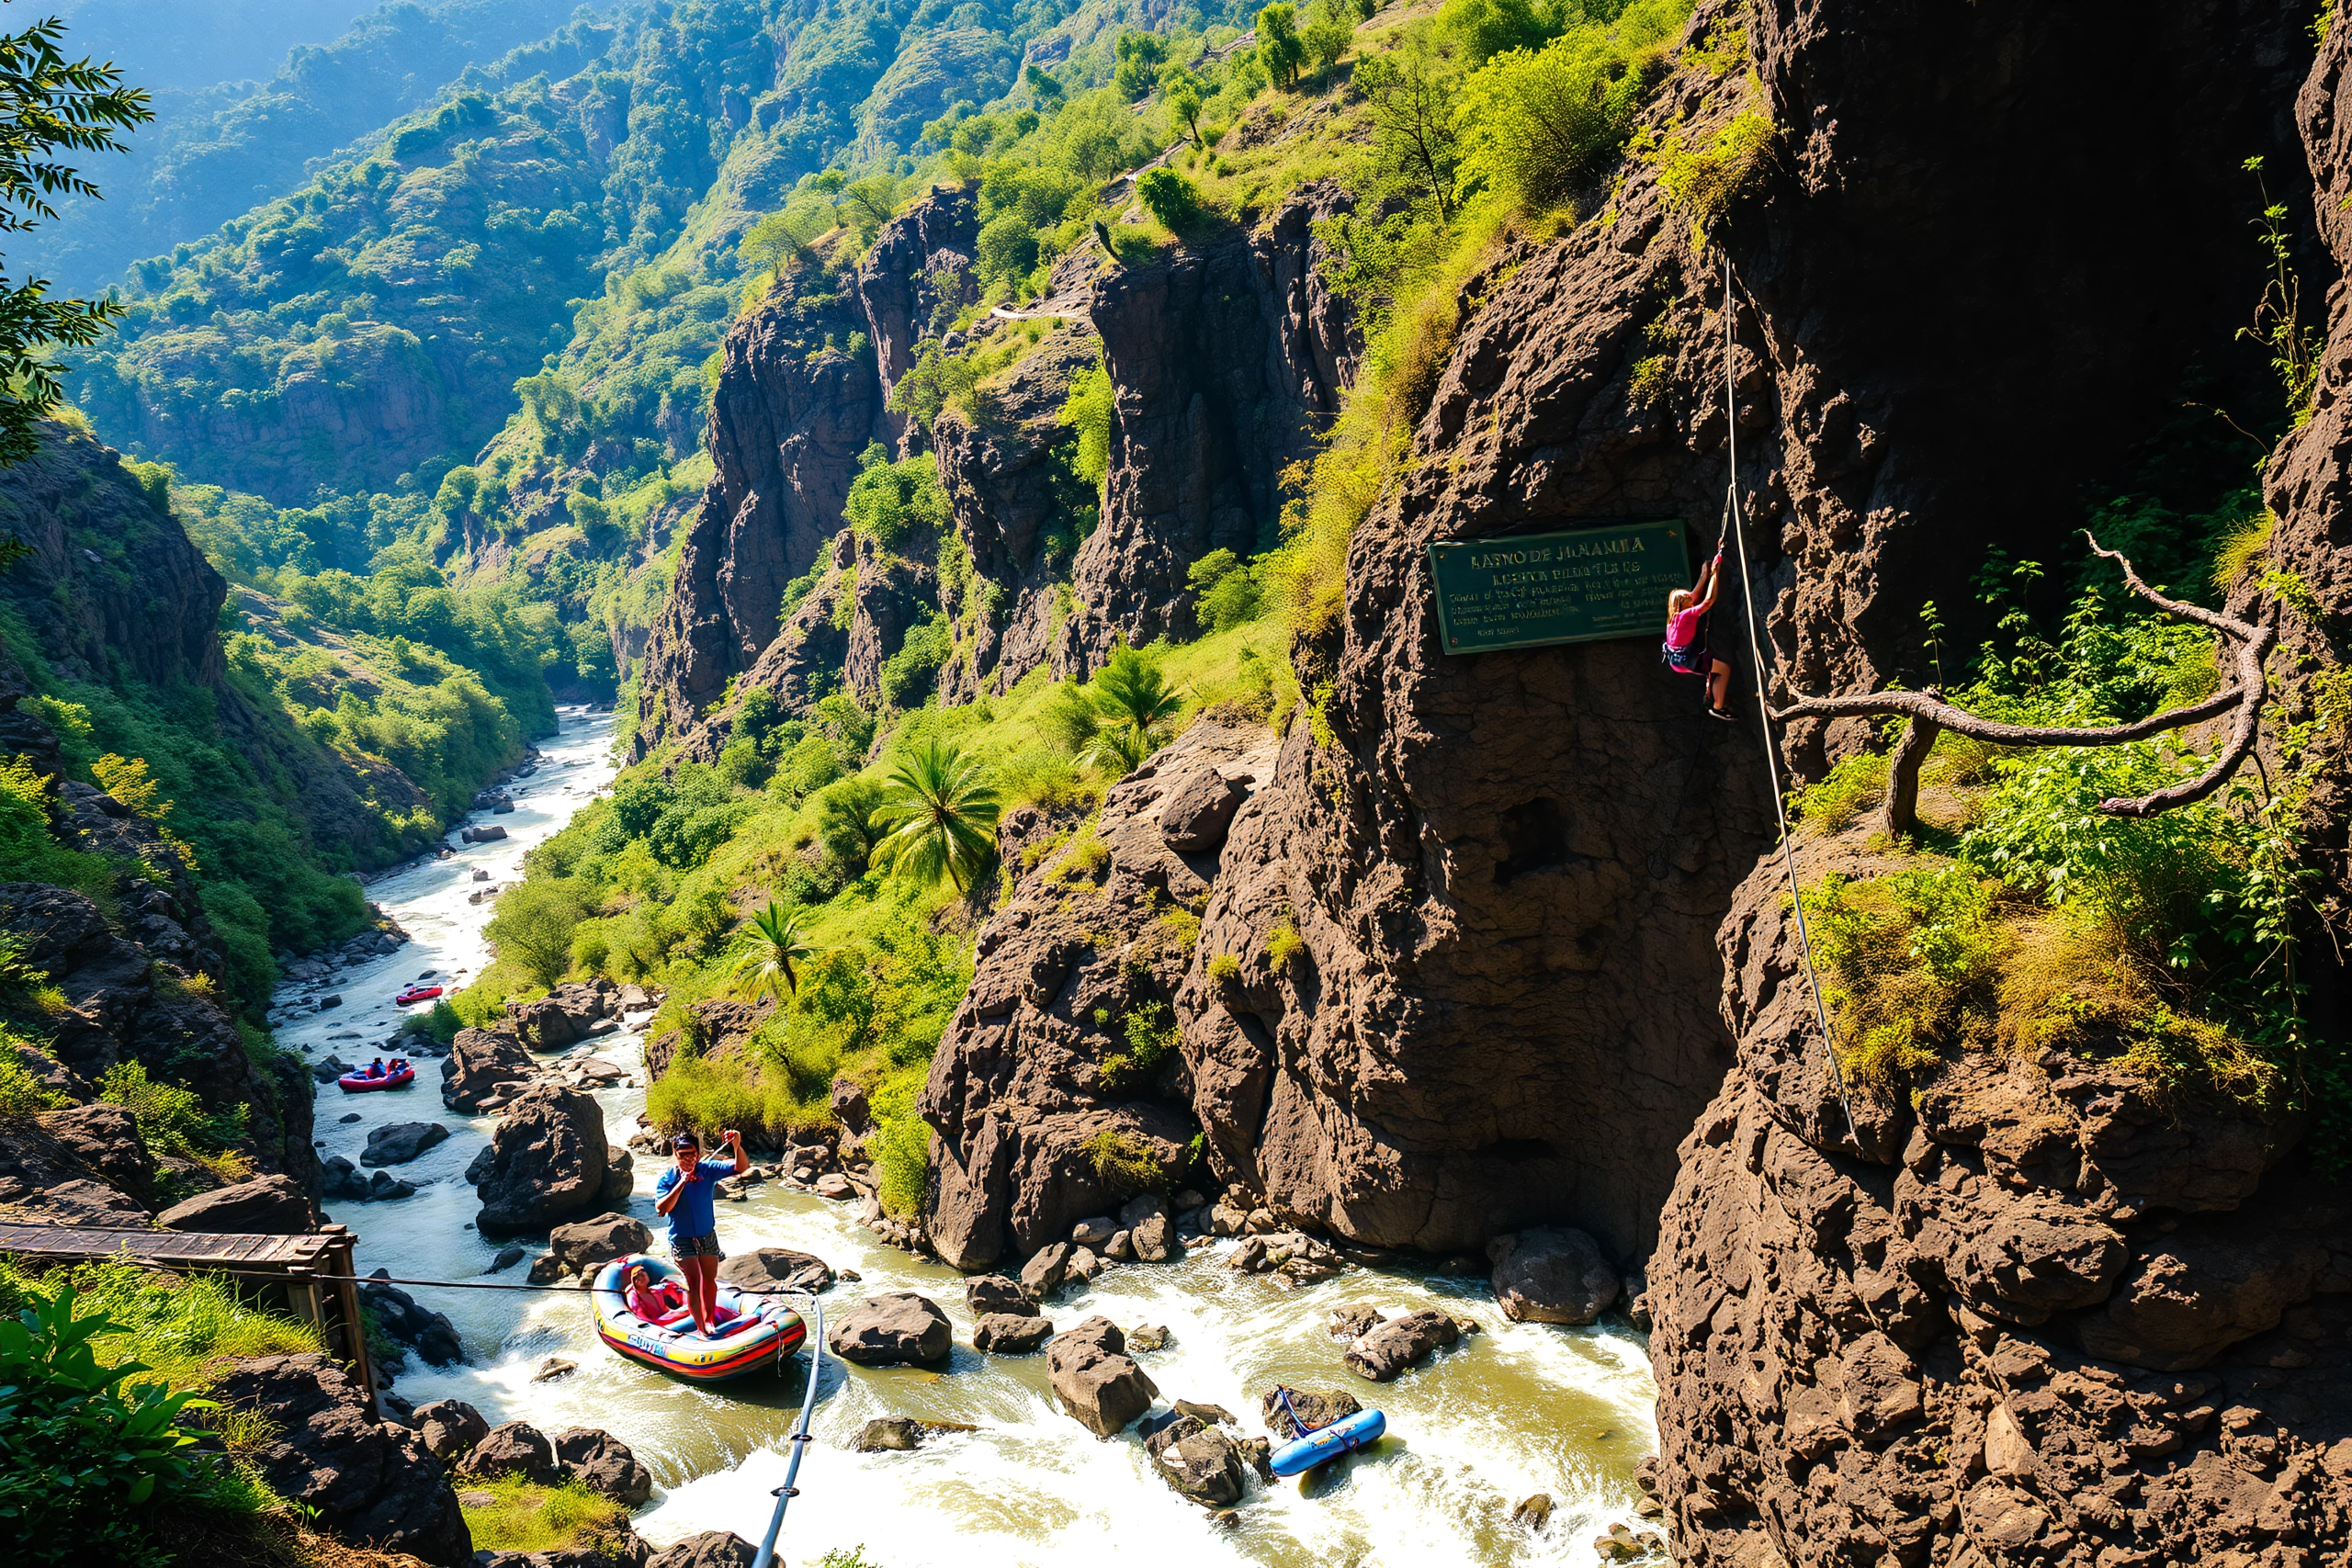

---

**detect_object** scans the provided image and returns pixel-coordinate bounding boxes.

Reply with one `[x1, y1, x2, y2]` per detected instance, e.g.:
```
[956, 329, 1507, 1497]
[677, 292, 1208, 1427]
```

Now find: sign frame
[1426, 519, 1690, 656]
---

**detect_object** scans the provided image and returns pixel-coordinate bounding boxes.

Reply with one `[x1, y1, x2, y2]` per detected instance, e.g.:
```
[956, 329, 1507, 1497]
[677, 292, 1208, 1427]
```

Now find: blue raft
[1268, 1395, 1386, 1477]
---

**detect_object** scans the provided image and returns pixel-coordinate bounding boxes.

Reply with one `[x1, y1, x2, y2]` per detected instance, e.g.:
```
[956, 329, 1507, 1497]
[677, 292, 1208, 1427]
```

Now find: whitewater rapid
[275, 707, 1661, 1566]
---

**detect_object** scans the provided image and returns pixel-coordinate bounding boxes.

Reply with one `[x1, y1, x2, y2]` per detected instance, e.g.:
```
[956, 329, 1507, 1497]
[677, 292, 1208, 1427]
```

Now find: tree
[1256, 4, 1306, 89]
[1079, 644, 1183, 776]
[0, 19, 152, 468]
[1163, 69, 1206, 149]
[1136, 168, 1200, 231]
[740, 206, 827, 278]
[730, 899, 817, 1006]
[1301, 0, 1356, 77]
[1355, 47, 1460, 221]
[485, 877, 586, 990]
[1773, 536, 2277, 838]
[1114, 30, 1170, 98]
[871, 739, 1001, 892]
[1024, 63, 1065, 102]
[815, 774, 891, 874]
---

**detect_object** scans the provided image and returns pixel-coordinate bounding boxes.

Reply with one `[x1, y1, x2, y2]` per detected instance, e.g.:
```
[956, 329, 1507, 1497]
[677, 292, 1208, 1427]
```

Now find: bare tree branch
[1770, 532, 2276, 834]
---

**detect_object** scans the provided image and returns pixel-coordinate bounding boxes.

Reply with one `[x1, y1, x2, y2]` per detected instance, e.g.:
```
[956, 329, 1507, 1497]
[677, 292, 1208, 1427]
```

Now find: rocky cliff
[639, 167, 1368, 763]
[1643, 4, 2352, 1565]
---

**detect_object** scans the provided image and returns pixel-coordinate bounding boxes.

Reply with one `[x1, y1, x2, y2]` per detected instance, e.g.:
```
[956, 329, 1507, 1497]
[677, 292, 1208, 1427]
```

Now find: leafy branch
[1774, 534, 2277, 836]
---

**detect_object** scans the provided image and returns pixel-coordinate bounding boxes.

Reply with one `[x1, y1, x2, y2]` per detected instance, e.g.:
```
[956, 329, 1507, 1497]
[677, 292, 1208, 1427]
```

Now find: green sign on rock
[1427, 520, 1688, 655]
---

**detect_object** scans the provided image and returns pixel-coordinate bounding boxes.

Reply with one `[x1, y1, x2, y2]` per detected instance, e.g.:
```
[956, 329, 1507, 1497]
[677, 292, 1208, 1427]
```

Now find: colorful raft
[395, 986, 445, 1005]
[1269, 1403, 1387, 1477]
[591, 1253, 807, 1382]
[336, 1066, 414, 1092]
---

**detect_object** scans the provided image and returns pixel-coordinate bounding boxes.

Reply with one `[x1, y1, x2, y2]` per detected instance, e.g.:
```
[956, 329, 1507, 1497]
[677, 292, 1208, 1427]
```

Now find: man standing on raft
[653, 1128, 748, 1337]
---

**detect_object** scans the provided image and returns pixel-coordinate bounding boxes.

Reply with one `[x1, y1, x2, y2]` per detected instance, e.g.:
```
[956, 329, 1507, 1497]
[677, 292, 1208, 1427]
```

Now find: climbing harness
[1717, 254, 1860, 1146]
[751, 1293, 828, 1568]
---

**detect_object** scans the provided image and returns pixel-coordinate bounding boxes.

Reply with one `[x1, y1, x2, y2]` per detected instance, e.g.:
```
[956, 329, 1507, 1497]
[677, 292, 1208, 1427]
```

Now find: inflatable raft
[591, 1253, 807, 1382]
[395, 986, 444, 1005]
[336, 1066, 414, 1092]
[1268, 1393, 1386, 1477]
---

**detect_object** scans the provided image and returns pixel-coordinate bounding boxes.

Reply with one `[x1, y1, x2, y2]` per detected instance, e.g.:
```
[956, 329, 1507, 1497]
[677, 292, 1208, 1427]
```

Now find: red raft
[395, 986, 444, 1006]
[336, 1066, 414, 1092]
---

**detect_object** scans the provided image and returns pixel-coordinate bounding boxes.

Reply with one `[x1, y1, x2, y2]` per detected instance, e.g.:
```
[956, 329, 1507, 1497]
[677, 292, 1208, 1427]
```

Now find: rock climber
[1664, 547, 1737, 721]
[652, 1128, 749, 1337]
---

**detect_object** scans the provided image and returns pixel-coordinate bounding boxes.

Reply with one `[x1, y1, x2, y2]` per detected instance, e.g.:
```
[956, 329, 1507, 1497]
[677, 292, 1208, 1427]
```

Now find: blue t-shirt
[653, 1158, 733, 1244]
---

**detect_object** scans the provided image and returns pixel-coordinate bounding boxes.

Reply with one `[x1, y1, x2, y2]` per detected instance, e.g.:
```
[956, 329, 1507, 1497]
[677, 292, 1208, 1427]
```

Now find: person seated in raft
[1663, 550, 1737, 722]
[652, 1127, 749, 1337]
[367, 1057, 386, 1077]
[623, 1263, 691, 1327]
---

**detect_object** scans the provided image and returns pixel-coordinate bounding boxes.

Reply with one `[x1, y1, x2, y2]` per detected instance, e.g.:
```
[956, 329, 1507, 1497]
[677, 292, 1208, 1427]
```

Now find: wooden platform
[0, 1219, 380, 1416]
[0, 1222, 334, 1268]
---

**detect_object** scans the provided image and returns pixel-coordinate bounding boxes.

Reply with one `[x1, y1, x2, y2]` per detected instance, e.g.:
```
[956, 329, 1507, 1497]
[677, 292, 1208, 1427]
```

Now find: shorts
[1662, 641, 1710, 676]
[673, 1233, 723, 1260]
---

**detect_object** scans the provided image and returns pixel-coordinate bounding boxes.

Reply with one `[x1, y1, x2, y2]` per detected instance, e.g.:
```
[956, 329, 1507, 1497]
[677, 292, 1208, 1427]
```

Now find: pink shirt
[1666, 604, 1706, 649]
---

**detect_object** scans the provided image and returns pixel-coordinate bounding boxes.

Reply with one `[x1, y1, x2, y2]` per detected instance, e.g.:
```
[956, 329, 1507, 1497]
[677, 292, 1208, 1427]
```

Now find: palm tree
[1079, 644, 1182, 776]
[729, 899, 816, 1006]
[871, 739, 1001, 892]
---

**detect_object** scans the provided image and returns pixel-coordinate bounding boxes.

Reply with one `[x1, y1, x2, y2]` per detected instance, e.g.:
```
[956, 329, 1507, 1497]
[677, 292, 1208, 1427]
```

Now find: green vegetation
[0, 17, 152, 466]
[97, 1061, 252, 1185]
[459, 616, 1286, 1214]
[1270, 0, 1705, 637]
[1794, 518, 2338, 1119]
[0, 1266, 322, 1564]
[458, 1474, 633, 1557]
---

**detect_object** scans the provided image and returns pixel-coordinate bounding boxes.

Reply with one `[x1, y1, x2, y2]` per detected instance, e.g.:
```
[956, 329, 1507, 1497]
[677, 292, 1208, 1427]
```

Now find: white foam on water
[280, 707, 1664, 1566]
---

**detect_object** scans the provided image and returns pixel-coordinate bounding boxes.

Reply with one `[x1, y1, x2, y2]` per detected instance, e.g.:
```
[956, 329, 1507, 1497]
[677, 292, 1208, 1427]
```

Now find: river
[274, 707, 1662, 1567]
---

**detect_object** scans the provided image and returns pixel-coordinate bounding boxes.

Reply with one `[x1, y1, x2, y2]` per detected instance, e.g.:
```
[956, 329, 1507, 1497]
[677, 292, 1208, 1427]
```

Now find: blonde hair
[1668, 589, 1692, 613]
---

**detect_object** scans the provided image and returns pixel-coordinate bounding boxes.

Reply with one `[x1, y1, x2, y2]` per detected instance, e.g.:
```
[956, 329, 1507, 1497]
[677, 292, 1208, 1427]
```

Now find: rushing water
[274, 707, 1661, 1567]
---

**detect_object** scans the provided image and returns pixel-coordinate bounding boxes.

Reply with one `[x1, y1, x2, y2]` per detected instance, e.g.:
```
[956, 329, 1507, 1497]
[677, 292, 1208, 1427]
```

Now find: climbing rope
[1718, 254, 1860, 1146]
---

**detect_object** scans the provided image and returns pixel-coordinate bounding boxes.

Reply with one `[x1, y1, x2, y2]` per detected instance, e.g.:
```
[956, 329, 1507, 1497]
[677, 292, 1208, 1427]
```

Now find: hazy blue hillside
[22, 0, 605, 295]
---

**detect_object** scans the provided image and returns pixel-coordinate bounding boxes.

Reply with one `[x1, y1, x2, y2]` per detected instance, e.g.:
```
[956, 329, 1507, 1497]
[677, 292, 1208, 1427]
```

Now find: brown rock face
[211, 1353, 471, 1566]
[1170, 0, 2317, 1266]
[854, 186, 978, 455]
[920, 720, 1277, 1270]
[1057, 179, 1359, 670]
[636, 284, 880, 758]
[1645, 6, 2352, 1563]
[473, 1084, 616, 1237]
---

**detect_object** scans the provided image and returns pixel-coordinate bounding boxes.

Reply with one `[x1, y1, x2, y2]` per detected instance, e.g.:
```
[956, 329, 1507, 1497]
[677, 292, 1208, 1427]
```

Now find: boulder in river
[646, 1533, 758, 1568]
[547, 1212, 651, 1275]
[1046, 1316, 1158, 1437]
[718, 1247, 835, 1297]
[1343, 1308, 1461, 1382]
[473, 1084, 617, 1237]
[1487, 1226, 1620, 1325]
[209, 1353, 470, 1567]
[826, 1292, 952, 1365]
[973, 1314, 1054, 1354]
[156, 1173, 311, 1235]
[552, 1427, 653, 1506]
[966, 1273, 1035, 1317]
[1141, 1408, 1251, 1507]
[506, 983, 608, 1051]
[462, 823, 507, 843]
[359, 1274, 465, 1367]
[413, 1398, 488, 1461]
[848, 1416, 973, 1451]
[1020, 1241, 1071, 1299]
[1260, 1386, 1362, 1440]
[1069, 1214, 1116, 1248]
[441, 1026, 535, 1112]
[458, 1420, 562, 1486]
[361, 1121, 449, 1167]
